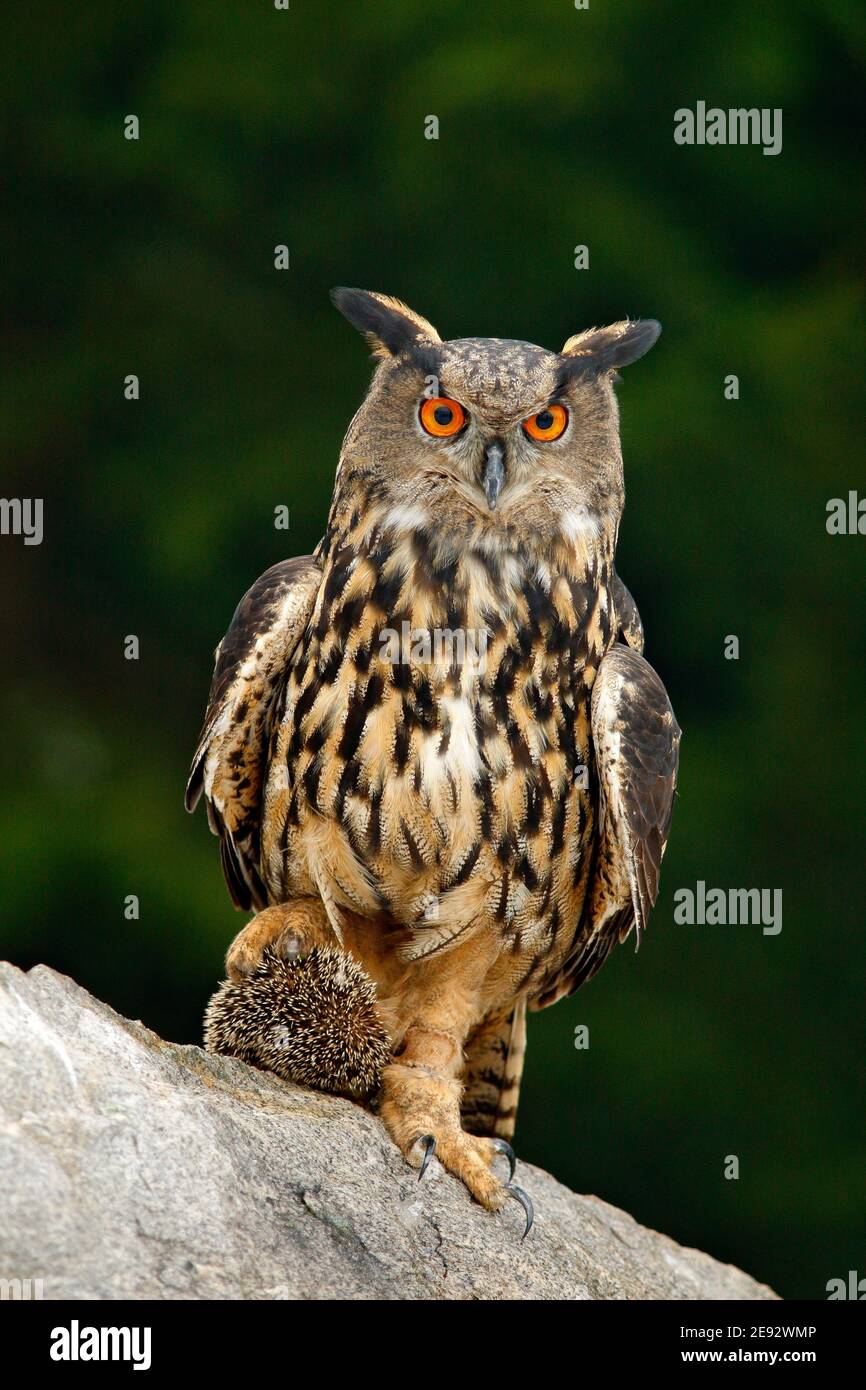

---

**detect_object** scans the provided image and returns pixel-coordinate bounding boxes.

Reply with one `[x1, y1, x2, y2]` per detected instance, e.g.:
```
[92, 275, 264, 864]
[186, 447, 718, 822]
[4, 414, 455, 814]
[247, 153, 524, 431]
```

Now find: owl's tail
[460, 999, 527, 1142]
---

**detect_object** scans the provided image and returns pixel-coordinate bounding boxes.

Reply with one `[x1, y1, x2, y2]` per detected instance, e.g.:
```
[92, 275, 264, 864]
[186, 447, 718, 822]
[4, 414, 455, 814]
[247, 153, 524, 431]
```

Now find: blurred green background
[2, 0, 864, 1300]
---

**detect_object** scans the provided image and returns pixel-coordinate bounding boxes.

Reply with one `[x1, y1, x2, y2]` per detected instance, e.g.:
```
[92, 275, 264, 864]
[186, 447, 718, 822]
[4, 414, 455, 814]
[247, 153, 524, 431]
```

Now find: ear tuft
[330, 288, 441, 359]
[561, 319, 661, 373]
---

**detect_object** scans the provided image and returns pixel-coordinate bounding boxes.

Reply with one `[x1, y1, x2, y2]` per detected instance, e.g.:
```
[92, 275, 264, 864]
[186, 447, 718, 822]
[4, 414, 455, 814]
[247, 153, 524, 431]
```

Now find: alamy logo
[0, 497, 43, 546]
[379, 620, 488, 674]
[50, 1321, 152, 1370]
[826, 491, 866, 534]
[0, 1276, 44, 1300]
[674, 102, 782, 156]
[673, 881, 782, 936]
[826, 1270, 866, 1300]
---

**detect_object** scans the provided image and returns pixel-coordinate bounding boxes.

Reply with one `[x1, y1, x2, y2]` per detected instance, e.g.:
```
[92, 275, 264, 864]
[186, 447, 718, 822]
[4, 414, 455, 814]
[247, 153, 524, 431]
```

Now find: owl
[186, 289, 680, 1231]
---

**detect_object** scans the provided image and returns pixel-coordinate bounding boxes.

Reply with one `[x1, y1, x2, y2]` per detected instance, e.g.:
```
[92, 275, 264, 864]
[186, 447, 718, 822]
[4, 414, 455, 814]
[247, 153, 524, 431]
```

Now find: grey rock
[0, 963, 777, 1301]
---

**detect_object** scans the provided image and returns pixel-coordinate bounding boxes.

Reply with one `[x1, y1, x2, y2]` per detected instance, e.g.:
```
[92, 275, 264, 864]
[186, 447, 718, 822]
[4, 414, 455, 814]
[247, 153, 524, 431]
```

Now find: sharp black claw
[490, 1137, 517, 1183]
[506, 1183, 534, 1239]
[417, 1134, 436, 1180]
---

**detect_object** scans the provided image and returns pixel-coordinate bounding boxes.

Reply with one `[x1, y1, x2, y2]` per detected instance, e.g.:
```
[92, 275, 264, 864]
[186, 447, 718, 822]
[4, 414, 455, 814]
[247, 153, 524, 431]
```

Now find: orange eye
[419, 396, 466, 438]
[523, 404, 568, 442]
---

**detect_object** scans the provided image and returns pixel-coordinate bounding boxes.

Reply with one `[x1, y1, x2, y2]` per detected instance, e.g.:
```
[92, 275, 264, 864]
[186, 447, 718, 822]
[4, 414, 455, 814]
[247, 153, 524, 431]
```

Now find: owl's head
[330, 288, 660, 564]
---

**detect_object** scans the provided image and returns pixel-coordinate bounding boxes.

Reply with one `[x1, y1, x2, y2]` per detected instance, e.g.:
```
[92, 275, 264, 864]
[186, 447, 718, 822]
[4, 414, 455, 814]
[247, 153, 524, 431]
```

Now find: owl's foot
[414, 1134, 533, 1237]
[225, 898, 336, 982]
[380, 1063, 533, 1235]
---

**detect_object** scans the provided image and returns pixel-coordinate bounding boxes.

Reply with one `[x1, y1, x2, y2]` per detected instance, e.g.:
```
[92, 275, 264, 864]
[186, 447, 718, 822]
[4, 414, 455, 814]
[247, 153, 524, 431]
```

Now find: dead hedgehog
[204, 946, 390, 1100]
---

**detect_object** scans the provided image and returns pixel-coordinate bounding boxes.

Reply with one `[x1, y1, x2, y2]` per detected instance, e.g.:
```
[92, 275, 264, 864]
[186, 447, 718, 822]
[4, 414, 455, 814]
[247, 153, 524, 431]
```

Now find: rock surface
[0, 962, 777, 1301]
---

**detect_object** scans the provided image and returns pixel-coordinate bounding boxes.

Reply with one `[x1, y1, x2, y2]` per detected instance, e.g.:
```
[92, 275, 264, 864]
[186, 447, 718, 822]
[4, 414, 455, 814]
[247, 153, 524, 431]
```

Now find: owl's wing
[532, 643, 680, 1009]
[611, 570, 645, 652]
[185, 556, 322, 910]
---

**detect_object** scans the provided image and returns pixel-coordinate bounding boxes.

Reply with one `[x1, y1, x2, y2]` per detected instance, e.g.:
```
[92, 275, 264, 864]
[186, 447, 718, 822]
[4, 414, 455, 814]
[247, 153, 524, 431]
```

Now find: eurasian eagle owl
[187, 288, 680, 1231]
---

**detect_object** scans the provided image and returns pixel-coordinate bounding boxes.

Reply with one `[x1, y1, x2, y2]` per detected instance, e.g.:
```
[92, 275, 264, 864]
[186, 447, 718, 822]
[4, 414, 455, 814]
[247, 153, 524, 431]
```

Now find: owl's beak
[482, 441, 505, 511]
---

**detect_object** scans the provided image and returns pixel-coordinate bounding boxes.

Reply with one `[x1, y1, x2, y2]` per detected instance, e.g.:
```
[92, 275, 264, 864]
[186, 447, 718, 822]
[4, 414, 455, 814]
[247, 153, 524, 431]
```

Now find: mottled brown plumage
[187, 289, 680, 1217]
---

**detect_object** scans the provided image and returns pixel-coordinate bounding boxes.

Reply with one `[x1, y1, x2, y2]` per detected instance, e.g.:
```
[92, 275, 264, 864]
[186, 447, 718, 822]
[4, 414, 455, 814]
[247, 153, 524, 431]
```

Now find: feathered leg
[377, 944, 532, 1231]
[461, 999, 527, 1141]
